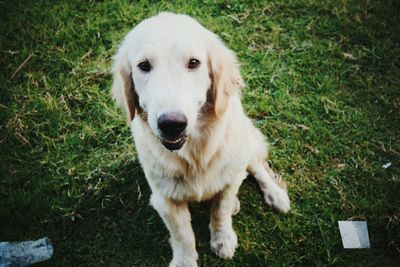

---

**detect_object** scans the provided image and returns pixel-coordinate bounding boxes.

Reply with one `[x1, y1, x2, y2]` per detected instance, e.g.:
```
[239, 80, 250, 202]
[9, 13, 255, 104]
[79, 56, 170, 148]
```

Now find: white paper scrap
[338, 221, 370, 249]
[382, 162, 392, 169]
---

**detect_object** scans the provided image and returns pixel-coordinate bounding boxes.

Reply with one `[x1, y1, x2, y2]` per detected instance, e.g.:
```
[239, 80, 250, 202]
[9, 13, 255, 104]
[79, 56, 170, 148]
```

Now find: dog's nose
[157, 112, 187, 138]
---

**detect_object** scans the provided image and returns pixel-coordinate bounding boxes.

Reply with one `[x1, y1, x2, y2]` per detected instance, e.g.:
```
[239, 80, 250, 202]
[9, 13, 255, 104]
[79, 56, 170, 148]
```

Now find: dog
[111, 12, 290, 267]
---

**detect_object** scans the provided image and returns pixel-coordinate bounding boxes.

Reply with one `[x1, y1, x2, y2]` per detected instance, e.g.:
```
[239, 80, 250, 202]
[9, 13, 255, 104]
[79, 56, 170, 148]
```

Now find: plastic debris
[0, 237, 53, 267]
[382, 162, 392, 169]
[338, 221, 370, 249]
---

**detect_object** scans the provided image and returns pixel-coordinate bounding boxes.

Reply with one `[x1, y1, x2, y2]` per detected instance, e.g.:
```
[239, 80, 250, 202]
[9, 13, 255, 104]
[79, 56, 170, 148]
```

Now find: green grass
[1, 0, 399, 266]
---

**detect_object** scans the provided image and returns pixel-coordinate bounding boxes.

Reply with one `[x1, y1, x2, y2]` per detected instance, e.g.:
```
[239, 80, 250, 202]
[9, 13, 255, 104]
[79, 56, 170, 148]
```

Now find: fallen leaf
[343, 52, 357, 60]
[305, 144, 320, 155]
[337, 163, 347, 169]
[296, 124, 309, 131]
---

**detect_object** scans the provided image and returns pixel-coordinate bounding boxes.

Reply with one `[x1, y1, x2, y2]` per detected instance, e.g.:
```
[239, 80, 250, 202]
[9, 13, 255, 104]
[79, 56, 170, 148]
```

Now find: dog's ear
[207, 34, 244, 117]
[111, 44, 138, 123]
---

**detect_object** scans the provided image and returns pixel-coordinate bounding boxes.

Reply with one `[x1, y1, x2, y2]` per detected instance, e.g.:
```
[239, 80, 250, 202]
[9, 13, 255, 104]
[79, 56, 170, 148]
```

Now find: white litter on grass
[338, 221, 370, 249]
[382, 162, 392, 169]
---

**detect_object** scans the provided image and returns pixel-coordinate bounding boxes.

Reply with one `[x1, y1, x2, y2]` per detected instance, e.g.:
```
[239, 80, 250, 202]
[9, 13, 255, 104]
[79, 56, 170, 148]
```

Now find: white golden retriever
[112, 12, 290, 267]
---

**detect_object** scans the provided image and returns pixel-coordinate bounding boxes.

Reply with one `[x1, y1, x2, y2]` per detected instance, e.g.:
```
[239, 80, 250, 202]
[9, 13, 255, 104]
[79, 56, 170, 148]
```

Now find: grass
[0, 0, 399, 266]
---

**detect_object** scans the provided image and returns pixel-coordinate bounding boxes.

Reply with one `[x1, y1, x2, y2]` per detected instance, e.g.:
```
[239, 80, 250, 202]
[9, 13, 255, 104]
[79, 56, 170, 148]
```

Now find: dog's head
[112, 12, 243, 151]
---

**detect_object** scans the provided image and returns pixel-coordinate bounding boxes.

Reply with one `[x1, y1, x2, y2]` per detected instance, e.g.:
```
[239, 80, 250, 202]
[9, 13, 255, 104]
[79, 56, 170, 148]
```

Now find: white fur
[112, 12, 290, 267]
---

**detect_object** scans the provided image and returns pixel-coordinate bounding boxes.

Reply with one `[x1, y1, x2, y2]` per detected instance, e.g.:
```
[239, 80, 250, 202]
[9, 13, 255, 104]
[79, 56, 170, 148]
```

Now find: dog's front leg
[150, 194, 198, 267]
[209, 183, 241, 259]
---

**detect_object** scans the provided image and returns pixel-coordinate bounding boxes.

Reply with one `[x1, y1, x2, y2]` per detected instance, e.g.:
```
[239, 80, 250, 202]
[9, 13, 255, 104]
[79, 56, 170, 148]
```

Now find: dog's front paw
[169, 256, 197, 267]
[263, 184, 291, 213]
[210, 227, 238, 259]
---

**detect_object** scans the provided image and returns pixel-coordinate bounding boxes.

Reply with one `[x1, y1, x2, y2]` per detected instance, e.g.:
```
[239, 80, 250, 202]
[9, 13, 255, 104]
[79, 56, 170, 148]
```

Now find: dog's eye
[138, 60, 152, 72]
[187, 58, 200, 70]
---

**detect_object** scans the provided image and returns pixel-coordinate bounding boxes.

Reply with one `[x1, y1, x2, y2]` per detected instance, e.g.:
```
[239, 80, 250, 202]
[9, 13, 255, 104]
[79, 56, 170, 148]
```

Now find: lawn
[0, 0, 399, 266]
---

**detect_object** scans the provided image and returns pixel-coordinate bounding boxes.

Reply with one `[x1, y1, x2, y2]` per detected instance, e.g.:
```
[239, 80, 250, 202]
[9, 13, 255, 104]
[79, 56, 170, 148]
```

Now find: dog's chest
[148, 156, 225, 201]
[143, 148, 246, 202]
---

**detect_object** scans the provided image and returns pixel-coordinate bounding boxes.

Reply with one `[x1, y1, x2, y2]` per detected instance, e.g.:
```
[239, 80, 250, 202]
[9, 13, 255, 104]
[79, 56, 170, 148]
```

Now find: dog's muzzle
[157, 112, 188, 151]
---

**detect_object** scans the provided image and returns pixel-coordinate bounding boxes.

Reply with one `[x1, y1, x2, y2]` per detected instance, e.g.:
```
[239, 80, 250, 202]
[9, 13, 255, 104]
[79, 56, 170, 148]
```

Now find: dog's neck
[176, 102, 231, 175]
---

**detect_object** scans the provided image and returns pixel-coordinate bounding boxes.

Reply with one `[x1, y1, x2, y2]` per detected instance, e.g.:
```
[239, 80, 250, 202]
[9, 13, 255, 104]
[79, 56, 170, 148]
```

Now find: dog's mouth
[161, 135, 187, 151]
